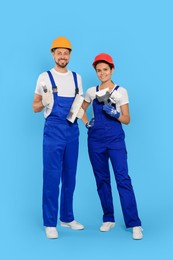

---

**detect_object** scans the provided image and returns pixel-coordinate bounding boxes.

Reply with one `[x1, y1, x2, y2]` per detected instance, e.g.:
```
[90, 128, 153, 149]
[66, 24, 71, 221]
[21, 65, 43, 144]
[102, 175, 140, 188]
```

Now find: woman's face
[95, 62, 113, 83]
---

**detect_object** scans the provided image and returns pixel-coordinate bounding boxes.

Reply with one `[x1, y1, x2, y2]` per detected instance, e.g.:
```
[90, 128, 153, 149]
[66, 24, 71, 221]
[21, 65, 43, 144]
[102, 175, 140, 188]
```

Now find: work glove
[103, 104, 120, 119]
[41, 84, 52, 107]
[109, 90, 122, 104]
[85, 118, 95, 129]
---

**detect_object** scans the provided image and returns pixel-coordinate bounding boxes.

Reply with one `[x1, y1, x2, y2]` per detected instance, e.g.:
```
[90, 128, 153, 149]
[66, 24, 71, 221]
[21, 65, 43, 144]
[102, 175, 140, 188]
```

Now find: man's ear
[51, 51, 55, 59]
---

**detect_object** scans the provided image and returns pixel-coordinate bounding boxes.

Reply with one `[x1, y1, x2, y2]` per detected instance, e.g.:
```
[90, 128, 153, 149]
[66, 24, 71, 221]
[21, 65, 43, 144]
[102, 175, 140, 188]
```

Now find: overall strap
[47, 71, 57, 92]
[72, 71, 79, 95]
[96, 85, 99, 91]
[112, 85, 120, 108]
[114, 85, 119, 91]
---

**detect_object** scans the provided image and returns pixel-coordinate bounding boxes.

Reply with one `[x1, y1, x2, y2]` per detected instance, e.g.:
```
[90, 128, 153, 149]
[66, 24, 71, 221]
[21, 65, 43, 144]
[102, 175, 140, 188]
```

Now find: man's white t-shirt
[84, 85, 129, 113]
[35, 68, 83, 118]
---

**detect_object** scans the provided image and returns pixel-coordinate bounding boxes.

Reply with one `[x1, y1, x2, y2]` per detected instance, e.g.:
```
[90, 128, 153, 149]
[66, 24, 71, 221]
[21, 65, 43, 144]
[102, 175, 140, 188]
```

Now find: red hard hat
[92, 53, 114, 68]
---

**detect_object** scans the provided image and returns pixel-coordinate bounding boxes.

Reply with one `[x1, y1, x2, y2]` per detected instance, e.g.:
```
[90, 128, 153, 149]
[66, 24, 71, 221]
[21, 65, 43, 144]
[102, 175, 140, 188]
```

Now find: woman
[82, 53, 143, 239]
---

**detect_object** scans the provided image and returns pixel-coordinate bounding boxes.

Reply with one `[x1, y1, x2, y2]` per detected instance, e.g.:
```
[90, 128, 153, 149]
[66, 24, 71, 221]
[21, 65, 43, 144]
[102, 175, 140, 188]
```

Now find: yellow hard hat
[50, 36, 72, 51]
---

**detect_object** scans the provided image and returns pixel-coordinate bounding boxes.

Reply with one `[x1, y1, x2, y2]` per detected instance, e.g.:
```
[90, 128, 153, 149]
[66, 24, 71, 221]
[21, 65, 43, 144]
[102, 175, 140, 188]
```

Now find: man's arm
[32, 94, 44, 112]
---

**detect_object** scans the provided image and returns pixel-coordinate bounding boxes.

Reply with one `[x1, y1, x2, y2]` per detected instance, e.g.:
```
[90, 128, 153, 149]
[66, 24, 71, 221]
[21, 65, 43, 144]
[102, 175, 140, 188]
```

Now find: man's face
[52, 48, 71, 68]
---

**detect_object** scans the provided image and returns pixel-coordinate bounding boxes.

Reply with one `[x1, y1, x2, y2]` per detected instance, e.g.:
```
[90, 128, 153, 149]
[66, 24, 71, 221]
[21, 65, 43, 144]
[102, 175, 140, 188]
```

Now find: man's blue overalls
[43, 71, 79, 227]
[88, 85, 141, 228]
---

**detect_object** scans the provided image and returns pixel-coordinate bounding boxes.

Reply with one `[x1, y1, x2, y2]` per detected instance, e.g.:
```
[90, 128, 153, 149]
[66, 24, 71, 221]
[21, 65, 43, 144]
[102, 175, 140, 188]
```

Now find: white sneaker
[132, 226, 143, 240]
[100, 222, 115, 232]
[61, 220, 84, 230]
[45, 227, 58, 239]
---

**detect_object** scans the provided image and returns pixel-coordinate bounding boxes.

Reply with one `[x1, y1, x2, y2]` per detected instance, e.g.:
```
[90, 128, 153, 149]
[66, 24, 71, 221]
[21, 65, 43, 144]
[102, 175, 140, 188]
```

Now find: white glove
[66, 94, 84, 123]
[109, 90, 122, 104]
[41, 82, 52, 107]
[42, 91, 52, 107]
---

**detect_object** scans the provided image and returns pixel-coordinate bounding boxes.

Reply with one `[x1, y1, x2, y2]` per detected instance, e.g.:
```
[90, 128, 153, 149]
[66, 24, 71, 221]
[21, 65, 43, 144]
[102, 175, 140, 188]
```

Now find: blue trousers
[88, 141, 141, 228]
[43, 119, 79, 227]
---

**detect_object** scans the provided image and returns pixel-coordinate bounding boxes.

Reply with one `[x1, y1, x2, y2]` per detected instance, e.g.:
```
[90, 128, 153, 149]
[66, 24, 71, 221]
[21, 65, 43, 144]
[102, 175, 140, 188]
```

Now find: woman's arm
[82, 100, 91, 125]
[118, 103, 130, 125]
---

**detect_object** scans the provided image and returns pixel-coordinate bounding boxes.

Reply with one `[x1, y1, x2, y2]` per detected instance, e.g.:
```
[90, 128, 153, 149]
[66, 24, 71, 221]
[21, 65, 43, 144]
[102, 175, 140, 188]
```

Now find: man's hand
[103, 104, 120, 119]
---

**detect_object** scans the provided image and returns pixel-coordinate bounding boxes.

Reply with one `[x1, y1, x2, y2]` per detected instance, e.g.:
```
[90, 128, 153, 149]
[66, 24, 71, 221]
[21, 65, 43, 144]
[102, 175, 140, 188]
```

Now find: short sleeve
[118, 87, 129, 106]
[76, 74, 83, 95]
[84, 87, 96, 103]
[35, 73, 49, 96]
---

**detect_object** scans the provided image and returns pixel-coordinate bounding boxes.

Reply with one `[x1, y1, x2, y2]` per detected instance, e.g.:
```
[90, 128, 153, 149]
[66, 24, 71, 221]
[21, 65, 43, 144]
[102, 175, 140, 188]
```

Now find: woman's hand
[103, 104, 120, 119]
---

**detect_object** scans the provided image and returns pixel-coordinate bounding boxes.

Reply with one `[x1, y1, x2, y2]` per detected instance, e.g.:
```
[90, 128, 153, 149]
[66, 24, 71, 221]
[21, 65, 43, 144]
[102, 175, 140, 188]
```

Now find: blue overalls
[88, 86, 141, 228]
[43, 71, 79, 227]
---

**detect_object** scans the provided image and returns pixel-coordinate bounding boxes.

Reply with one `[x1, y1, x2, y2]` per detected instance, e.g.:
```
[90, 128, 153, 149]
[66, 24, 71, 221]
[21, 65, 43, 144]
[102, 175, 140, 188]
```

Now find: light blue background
[1, 0, 173, 259]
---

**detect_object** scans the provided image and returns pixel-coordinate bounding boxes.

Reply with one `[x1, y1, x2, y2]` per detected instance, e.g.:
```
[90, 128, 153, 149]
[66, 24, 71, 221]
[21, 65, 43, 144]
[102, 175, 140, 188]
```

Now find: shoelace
[133, 227, 143, 233]
[102, 222, 113, 227]
[48, 227, 56, 232]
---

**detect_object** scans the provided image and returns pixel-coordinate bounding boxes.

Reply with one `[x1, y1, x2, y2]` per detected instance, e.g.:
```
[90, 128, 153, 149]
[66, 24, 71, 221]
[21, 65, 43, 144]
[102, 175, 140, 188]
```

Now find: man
[32, 36, 84, 239]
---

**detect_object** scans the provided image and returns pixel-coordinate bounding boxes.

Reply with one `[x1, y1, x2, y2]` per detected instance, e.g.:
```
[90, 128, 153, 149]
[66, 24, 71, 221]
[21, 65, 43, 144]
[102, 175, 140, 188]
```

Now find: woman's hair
[94, 60, 114, 70]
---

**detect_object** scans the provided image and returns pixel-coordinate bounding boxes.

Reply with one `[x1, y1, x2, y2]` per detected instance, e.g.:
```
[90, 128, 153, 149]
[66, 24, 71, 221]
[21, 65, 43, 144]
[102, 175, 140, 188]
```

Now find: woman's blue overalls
[43, 71, 79, 227]
[88, 86, 141, 228]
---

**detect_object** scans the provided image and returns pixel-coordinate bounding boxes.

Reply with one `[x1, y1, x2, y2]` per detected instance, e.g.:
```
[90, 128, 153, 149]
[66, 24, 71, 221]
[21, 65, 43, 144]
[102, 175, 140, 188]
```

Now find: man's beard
[55, 59, 69, 68]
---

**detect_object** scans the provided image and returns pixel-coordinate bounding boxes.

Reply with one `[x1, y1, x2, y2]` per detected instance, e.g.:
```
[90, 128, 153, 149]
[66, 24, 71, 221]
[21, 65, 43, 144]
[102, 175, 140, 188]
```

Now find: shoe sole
[46, 233, 58, 239]
[46, 235, 58, 239]
[132, 236, 143, 240]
